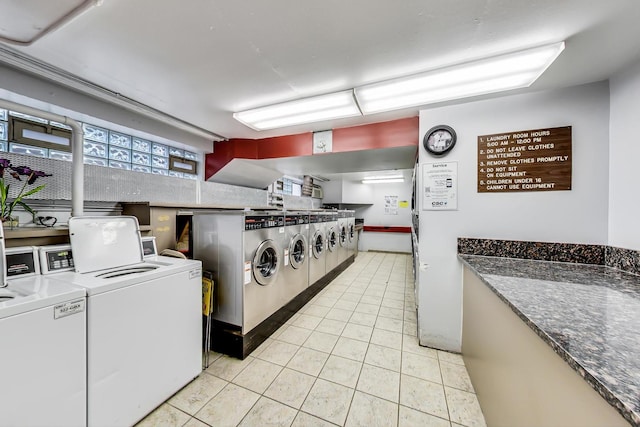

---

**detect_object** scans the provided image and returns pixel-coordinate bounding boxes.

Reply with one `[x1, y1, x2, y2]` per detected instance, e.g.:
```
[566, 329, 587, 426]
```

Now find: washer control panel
[245, 215, 284, 230]
[39, 244, 75, 274]
[284, 214, 309, 226]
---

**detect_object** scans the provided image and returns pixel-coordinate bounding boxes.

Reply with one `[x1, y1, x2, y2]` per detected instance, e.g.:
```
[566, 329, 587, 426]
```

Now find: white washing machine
[281, 211, 309, 302]
[0, 243, 87, 427]
[324, 212, 339, 273]
[40, 216, 202, 427]
[346, 210, 357, 258]
[308, 212, 326, 286]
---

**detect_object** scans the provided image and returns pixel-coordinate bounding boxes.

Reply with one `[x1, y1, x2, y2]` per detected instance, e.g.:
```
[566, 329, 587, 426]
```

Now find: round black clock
[423, 125, 457, 156]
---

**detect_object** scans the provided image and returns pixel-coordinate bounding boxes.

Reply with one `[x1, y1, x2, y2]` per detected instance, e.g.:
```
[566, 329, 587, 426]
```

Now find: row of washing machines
[192, 209, 356, 338]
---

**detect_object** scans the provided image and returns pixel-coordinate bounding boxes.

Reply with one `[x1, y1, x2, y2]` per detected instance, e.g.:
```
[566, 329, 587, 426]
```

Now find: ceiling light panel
[362, 178, 405, 184]
[355, 42, 565, 114]
[233, 90, 362, 131]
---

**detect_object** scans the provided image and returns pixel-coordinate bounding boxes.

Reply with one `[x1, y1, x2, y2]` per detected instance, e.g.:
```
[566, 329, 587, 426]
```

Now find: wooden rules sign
[477, 126, 571, 193]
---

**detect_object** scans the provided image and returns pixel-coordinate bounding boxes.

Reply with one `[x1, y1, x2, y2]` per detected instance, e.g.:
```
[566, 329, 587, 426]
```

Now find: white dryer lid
[69, 216, 143, 273]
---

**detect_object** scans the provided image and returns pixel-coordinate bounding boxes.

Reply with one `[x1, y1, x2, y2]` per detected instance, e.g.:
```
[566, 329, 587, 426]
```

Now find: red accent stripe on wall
[205, 117, 418, 180]
[362, 226, 412, 233]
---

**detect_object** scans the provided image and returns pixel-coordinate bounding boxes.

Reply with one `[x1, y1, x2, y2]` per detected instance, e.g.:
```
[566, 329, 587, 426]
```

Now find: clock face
[424, 125, 456, 155]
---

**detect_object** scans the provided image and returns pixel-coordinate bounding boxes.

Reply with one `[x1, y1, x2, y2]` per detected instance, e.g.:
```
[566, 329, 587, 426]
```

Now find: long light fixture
[362, 174, 405, 184]
[355, 42, 565, 114]
[233, 90, 361, 131]
[234, 41, 565, 130]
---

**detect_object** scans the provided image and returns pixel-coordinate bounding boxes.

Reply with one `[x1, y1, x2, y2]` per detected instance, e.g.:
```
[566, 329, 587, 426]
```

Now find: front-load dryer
[337, 210, 349, 264]
[44, 216, 202, 427]
[281, 211, 309, 303]
[308, 212, 326, 286]
[346, 210, 357, 258]
[0, 243, 87, 427]
[324, 212, 339, 273]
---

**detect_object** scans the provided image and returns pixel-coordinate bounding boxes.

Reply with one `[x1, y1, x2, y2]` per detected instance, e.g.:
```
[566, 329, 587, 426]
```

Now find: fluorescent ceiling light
[362, 178, 405, 184]
[233, 90, 361, 131]
[355, 42, 565, 114]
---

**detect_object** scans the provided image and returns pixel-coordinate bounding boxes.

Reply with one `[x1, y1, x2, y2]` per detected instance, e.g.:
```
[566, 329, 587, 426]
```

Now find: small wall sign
[477, 126, 571, 193]
[423, 161, 458, 210]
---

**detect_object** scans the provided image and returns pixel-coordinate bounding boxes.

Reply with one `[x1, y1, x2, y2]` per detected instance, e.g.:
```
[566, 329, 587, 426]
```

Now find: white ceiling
[1, 0, 640, 177]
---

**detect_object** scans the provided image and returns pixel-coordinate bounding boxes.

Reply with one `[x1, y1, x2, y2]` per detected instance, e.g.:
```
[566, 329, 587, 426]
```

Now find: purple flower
[28, 170, 52, 185]
[0, 158, 11, 178]
[11, 166, 34, 176]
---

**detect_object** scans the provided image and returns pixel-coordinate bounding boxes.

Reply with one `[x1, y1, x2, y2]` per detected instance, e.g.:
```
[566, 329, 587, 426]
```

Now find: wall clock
[423, 125, 457, 156]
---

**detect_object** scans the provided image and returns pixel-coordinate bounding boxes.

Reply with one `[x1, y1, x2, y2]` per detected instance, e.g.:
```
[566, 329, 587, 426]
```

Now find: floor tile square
[276, 325, 313, 345]
[364, 343, 402, 372]
[136, 403, 189, 427]
[314, 295, 338, 308]
[238, 396, 298, 427]
[302, 330, 339, 353]
[183, 417, 209, 427]
[341, 323, 373, 342]
[264, 368, 316, 409]
[304, 304, 332, 318]
[301, 378, 355, 425]
[340, 292, 362, 302]
[319, 355, 363, 388]
[375, 316, 404, 333]
[370, 329, 403, 350]
[195, 383, 260, 426]
[287, 347, 330, 376]
[399, 374, 448, 419]
[402, 335, 438, 358]
[291, 411, 336, 427]
[378, 306, 404, 320]
[381, 298, 405, 309]
[356, 364, 400, 403]
[399, 405, 450, 427]
[445, 387, 487, 427]
[205, 355, 253, 381]
[315, 318, 347, 335]
[363, 288, 385, 298]
[333, 300, 358, 311]
[438, 350, 465, 366]
[232, 358, 283, 394]
[325, 307, 354, 322]
[441, 361, 475, 392]
[402, 351, 442, 383]
[355, 302, 380, 315]
[385, 291, 405, 301]
[404, 309, 417, 323]
[360, 295, 383, 305]
[332, 336, 369, 361]
[345, 391, 399, 427]
[349, 312, 377, 327]
[291, 313, 323, 330]
[168, 373, 227, 415]
[403, 321, 417, 336]
[257, 340, 300, 366]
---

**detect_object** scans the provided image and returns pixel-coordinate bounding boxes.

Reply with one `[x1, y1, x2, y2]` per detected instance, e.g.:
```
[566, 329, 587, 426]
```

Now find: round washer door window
[327, 228, 337, 251]
[312, 231, 325, 258]
[289, 234, 307, 269]
[339, 226, 347, 247]
[253, 239, 279, 286]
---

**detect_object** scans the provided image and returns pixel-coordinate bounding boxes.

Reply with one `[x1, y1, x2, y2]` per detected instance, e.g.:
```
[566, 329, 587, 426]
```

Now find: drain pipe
[0, 99, 84, 216]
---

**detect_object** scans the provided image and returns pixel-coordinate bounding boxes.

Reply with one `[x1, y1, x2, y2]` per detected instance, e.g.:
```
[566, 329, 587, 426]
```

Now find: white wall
[417, 82, 610, 352]
[354, 170, 413, 253]
[609, 59, 640, 250]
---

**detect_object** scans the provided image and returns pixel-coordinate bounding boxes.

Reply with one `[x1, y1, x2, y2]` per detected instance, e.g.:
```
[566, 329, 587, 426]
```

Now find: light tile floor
[136, 252, 487, 427]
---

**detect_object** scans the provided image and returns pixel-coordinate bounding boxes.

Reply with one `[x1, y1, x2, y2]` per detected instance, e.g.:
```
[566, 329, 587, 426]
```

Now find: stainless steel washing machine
[324, 211, 339, 273]
[192, 210, 285, 335]
[346, 210, 356, 259]
[337, 210, 349, 264]
[281, 211, 309, 303]
[308, 212, 326, 286]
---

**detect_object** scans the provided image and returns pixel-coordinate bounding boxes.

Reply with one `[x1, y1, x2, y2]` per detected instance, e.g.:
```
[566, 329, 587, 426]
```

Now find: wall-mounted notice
[384, 195, 398, 215]
[423, 161, 458, 210]
[477, 126, 571, 193]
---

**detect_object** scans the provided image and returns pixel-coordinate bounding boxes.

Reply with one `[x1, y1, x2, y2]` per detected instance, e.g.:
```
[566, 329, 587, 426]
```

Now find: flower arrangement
[0, 158, 52, 225]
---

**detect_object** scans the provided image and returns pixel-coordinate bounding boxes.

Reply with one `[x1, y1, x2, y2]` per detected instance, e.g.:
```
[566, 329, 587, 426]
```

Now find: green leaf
[16, 201, 36, 217]
[18, 184, 45, 199]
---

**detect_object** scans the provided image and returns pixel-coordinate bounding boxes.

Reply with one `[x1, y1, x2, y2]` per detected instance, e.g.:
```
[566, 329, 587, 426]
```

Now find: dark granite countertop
[459, 255, 640, 427]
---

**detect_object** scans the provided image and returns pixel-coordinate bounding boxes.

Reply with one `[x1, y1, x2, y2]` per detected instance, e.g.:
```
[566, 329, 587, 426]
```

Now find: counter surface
[459, 255, 640, 426]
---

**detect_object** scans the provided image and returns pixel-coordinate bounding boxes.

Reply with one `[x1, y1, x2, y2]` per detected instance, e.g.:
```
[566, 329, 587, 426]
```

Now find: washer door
[253, 239, 279, 285]
[339, 225, 348, 247]
[312, 230, 325, 259]
[327, 227, 337, 252]
[289, 233, 307, 269]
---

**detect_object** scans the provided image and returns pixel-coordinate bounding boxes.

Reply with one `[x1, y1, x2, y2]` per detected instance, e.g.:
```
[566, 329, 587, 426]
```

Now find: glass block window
[1, 106, 200, 179]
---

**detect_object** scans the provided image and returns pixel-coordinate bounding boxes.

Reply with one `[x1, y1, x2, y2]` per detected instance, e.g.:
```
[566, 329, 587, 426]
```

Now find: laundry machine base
[210, 254, 355, 359]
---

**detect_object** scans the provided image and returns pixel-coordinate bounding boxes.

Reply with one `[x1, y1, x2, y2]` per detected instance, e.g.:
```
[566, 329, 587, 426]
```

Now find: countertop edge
[458, 254, 639, 427]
